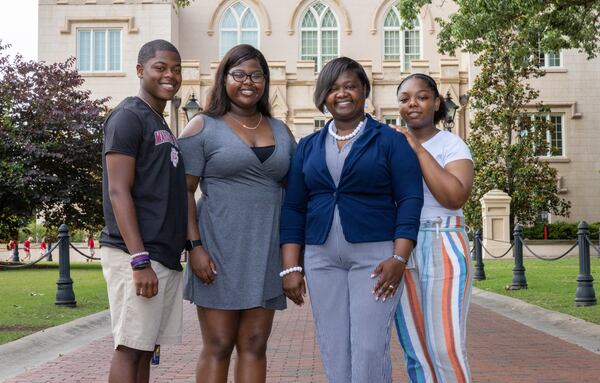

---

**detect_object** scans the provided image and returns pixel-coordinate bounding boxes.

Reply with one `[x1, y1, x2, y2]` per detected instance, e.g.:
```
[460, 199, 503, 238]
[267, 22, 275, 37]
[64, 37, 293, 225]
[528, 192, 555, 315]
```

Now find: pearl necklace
[328, 119, 365, 141]
[228, 113, 263, 130]
[137, 96, 167, 126]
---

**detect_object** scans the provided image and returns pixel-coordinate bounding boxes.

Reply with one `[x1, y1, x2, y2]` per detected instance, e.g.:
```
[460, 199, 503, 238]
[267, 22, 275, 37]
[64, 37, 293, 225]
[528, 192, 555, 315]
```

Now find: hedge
[521, 221, 600, 240]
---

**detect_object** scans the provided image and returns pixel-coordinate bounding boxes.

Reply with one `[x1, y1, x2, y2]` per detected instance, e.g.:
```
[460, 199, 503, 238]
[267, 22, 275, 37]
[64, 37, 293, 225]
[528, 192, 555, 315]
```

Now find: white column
[480, 189, 512, 259]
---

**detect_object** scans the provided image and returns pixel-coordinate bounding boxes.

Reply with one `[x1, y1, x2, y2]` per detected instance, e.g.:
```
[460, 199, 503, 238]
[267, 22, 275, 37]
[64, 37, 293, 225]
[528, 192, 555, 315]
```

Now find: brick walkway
[5, 298, 600, 383]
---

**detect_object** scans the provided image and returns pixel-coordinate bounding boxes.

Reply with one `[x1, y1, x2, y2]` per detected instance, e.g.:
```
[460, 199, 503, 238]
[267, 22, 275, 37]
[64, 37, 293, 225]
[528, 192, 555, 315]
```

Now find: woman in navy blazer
[280, 57, 423, 383]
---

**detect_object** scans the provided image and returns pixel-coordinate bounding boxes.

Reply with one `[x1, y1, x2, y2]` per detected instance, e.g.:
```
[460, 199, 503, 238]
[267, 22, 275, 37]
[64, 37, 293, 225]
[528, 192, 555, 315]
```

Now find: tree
[397, 0, 600, 228]
[0, 41, 109, 238]
[174, 0, 193, 7]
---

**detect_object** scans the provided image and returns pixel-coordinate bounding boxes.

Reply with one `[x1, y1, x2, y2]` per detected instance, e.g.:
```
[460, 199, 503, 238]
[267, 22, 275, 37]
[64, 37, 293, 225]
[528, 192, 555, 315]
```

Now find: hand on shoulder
[389, 124, 421, 153]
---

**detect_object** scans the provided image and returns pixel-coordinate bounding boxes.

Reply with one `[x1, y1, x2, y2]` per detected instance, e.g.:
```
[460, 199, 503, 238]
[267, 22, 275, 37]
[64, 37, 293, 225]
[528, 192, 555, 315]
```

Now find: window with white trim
[529, 113, 565, 156]
[219, 2, 259, 58]
[314, 117, 326, 131]
[383, 115, 406, 127]
[546, 114, 564, 156]
[383, 3, 421, 71]
[539, 51, 561, 68]
[300, 1, 339, 71]
[77, 28, 122, 72]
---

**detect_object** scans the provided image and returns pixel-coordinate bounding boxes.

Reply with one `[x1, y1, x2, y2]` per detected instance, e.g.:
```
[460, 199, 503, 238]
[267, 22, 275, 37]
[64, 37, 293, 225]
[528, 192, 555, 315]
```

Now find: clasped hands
[282, 256, 406, 305]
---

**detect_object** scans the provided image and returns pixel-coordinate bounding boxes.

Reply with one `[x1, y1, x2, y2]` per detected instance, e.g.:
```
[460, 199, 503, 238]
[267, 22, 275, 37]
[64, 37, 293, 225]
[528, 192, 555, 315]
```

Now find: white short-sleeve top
[420, 130, 473, 220]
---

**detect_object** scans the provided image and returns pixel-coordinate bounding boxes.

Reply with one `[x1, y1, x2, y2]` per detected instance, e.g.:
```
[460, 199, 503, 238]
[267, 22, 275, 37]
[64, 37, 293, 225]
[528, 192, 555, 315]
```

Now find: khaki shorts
[101, 246, 183, 351]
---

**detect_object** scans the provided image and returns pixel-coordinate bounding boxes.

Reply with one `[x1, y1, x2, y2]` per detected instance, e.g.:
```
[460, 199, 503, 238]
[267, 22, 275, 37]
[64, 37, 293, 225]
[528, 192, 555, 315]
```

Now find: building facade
[38, 0, 600, 223]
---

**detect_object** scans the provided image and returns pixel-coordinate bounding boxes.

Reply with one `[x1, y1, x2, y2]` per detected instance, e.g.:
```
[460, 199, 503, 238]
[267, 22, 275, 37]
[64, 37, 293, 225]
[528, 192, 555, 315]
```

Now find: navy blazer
[280, 114, 423, 245]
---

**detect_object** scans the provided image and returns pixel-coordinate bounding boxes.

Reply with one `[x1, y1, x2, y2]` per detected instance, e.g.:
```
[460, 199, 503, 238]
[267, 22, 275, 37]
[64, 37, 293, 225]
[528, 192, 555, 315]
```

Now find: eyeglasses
[228, 71, 266, 83]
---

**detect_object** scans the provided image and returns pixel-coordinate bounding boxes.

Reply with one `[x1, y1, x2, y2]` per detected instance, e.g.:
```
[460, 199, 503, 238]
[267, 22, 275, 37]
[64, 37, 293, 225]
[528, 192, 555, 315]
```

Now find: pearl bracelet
[392, 254, 409, 265]
[279, 266, 303, 278]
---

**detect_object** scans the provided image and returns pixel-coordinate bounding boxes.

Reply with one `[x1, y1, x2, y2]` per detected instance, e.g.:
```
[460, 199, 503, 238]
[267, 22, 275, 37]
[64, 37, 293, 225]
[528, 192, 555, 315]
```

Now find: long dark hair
[314, 57, 370, 113]
[397, 73, 447, 125]
[203, 44, 272, 118]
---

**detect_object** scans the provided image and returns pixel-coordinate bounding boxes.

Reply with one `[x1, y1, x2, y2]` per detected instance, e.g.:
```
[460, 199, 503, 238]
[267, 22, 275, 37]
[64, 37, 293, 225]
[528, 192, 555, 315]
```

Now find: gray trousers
[305, 211, 402, 383]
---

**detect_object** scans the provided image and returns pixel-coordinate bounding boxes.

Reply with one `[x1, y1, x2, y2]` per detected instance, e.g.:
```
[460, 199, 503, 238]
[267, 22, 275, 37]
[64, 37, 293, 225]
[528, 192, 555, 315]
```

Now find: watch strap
[186, 239, 203, 251]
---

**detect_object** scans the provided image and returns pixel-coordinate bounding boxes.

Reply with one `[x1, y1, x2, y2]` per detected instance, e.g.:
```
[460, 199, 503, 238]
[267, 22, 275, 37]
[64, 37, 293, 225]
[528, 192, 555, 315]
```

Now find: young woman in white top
[392, 73, 474, 383]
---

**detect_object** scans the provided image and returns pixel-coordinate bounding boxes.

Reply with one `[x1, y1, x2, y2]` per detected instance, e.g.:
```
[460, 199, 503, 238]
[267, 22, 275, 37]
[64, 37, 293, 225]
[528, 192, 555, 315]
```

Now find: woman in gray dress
[178, 44, 296, 383]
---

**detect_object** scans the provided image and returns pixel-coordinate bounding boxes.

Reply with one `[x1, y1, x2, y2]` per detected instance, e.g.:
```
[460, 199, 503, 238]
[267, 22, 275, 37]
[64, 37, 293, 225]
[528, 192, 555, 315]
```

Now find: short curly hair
[137, 39, 180, 65]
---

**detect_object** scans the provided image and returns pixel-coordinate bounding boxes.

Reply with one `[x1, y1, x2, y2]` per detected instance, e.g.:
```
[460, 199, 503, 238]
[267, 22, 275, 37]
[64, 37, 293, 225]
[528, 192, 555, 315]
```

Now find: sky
[0, 0, 38, 61]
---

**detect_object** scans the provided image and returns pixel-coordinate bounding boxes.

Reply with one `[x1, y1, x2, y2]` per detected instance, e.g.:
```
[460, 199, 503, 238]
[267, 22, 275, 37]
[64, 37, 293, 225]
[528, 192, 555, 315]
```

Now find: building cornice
[526, 101, 582, 119]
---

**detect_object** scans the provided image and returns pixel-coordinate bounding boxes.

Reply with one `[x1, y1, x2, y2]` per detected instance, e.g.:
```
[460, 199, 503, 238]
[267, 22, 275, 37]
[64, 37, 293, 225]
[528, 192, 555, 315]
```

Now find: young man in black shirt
[100, 39, 187, 383]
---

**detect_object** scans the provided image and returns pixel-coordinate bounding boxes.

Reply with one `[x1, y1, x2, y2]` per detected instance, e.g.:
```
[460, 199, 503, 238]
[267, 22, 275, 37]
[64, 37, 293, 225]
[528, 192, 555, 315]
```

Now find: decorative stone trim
[287, 0, 352, 36]
[207, 0, 272, 36]
[526, 101, 582, 119]
[80, 72, 126, 77]
[370, 0, 433, 35]
[60, 16, 138, 34]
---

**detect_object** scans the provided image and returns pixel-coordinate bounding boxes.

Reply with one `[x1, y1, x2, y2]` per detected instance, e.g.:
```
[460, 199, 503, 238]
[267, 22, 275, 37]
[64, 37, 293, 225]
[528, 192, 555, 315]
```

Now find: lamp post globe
[444, 91, 459, 132]
[182, 92, 202, 122]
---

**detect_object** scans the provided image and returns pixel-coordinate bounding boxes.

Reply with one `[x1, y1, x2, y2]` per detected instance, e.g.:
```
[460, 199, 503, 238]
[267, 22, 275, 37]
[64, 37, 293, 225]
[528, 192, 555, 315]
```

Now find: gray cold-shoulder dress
[178, 114, 296, 310]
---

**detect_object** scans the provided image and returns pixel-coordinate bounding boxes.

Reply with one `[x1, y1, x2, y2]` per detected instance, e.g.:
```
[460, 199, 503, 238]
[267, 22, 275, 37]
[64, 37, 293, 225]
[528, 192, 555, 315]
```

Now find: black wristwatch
[185, 239, 203, 251]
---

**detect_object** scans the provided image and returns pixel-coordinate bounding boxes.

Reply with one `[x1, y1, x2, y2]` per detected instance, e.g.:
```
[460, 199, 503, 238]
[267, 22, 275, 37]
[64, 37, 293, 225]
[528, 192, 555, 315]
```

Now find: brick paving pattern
[5, 299, 600, 382]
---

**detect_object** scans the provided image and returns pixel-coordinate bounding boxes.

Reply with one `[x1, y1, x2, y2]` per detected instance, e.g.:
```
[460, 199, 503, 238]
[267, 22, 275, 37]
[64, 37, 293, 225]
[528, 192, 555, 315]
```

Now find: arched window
[219, 2, 259, 58]
[383, 3, 421, 71]
[300, 1, 339, 71]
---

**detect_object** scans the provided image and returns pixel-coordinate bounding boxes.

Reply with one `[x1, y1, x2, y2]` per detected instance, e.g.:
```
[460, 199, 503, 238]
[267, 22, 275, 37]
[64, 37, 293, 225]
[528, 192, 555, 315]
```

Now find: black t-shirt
[100, 97, 187, 271]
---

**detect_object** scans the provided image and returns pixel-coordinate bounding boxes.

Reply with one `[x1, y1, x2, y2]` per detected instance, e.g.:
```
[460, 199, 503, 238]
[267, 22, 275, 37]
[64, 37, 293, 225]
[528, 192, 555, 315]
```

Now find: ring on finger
[387, 284, 395, 290]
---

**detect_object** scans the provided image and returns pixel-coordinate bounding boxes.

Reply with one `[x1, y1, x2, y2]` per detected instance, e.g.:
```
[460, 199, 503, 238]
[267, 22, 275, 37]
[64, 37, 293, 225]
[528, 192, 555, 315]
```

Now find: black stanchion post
[11, 242, 19, 262]
[47, 241, 53, 262]
[509, 224, 528, 290]
[55, 224, 76, 307]
[575, 221, 596, 306]
[597, 229, 600, 259]
[473, 229, 486, 280]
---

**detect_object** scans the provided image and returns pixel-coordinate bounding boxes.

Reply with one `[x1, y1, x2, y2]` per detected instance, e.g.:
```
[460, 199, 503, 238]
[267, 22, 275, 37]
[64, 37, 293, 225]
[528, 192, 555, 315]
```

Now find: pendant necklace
[228, 113, 263, 130]
[137, 96, 167, 126]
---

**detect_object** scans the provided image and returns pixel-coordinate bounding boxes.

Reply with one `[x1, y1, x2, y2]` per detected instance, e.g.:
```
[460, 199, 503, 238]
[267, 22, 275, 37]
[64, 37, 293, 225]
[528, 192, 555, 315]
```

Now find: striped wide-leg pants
[394, 216, 472, 383]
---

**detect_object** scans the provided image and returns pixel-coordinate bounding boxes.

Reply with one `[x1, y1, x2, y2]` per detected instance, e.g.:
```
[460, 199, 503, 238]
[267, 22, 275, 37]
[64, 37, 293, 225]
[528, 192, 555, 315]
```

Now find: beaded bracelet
[279, 266, 303, 278]
[130, 251, 149, 259]
[392, 254, 409, 265]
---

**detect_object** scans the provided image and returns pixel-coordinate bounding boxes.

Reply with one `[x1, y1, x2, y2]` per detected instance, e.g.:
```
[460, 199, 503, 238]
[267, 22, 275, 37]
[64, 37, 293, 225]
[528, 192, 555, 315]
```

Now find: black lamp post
[182, 92, 201, 122]
[444, 91, 459, 132]
[172, 95, 181, 136]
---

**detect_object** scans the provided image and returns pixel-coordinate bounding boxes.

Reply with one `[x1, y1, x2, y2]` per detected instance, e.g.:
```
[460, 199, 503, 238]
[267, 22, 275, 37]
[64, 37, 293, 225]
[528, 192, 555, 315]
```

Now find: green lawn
[473, 257, 600, 325]
[0, 262, 108, 345]
[1, 258, 599, 346]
